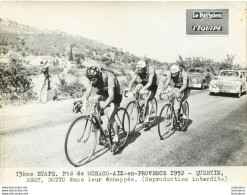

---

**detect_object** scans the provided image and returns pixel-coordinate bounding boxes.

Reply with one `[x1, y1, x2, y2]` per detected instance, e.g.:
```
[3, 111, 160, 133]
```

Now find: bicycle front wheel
[64, 116, 98, 167]
[158, 104, 175, 140]
[115, 107, 130, 149]
[125, 101, 138, 134]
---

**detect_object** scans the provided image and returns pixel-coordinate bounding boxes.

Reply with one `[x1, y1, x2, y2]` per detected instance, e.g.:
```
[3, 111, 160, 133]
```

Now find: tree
[176, 55, 187, 70]
[220, 54, 236, 70]
[69, 43, 75, 61]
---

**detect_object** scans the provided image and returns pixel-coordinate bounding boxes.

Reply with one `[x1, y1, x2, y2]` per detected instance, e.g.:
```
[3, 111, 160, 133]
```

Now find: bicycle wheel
[65, 116, 98, 167]
[125, 101, 138, 133]
[115, 107, 130, 149]
[158, 104, 175, 140]
[179, 101, 189, 131]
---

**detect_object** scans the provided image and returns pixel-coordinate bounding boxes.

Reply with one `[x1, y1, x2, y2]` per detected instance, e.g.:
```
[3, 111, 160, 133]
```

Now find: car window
[220, 71, 238, 77]
[188, 69, 195, 73]
[196, 69, 204, 73]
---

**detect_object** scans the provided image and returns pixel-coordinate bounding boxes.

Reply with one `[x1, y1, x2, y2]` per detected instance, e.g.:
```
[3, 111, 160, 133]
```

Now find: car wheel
[209, 92, 215, 96]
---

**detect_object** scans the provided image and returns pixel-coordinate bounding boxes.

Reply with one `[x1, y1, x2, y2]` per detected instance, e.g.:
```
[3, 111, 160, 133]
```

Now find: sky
[0, 1, 246, 66]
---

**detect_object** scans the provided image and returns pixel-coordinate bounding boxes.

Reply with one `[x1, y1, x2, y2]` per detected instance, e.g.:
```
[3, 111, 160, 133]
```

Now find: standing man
[39, 61, 51, 102]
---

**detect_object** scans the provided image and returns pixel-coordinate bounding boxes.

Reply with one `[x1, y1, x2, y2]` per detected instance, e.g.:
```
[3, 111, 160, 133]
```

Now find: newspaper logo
[186, 9, 229, 35]
[192, 12, 223, 19]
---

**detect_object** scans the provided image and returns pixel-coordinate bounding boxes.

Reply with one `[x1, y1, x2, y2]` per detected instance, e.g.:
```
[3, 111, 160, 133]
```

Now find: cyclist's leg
[144, 90, 155, 122]
[144, 85, 157, 122]
[180, 89, 189, 117]
[108, 103, 119, 140]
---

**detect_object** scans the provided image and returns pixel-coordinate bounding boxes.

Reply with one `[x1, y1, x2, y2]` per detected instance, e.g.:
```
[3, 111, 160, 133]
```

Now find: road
[0, 89, 246, 167]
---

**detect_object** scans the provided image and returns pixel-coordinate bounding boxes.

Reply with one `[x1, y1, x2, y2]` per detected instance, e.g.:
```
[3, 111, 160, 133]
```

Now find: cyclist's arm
[102, 76, 115, 109]
[83, 85, 93, 100]
[142, 73, 154, 90]
[142, 67, 156, 90]
[177, 71, 188, 93]
[161, 72, 171, 92]
[128, 74, 137, 89]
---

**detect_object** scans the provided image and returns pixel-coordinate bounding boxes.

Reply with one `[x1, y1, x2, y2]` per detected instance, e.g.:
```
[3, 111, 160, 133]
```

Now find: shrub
[56, 76, 86, 98]
[0, 56, 36, 104]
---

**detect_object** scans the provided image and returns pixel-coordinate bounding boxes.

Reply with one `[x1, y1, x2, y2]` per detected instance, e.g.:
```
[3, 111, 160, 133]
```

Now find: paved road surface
[0, 89, 246, 167]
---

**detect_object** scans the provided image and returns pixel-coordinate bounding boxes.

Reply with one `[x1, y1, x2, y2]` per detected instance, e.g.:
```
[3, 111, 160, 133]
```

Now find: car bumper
[191, 83, 202, 88]
[209, 86, 239, 93]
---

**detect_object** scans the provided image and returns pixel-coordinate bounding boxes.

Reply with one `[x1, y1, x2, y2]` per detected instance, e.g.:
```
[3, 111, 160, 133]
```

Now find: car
[209, 70, 247, 98]
[188, 67, 213, 89]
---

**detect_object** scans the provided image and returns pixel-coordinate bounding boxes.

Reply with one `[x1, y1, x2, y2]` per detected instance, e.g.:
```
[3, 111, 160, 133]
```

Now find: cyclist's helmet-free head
[136, 60, 147, 74]
[170, 64, 180, 77]
[86, 66, 101, 85]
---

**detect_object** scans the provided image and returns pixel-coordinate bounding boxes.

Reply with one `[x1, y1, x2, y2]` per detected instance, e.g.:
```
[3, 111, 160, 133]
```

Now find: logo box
[186, 9, 229, 35]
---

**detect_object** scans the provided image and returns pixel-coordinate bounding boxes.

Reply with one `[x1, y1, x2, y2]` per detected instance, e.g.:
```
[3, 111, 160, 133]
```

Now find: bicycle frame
[124, 90, 150, 114]
[83, 101, 110, 141]
[160, 89, 190, 130]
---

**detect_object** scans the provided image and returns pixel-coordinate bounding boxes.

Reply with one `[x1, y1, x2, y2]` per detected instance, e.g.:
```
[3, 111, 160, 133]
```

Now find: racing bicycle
[64, 100, 130, 167]
[124, 90, 157, 133]
[158, 88, 190, 140]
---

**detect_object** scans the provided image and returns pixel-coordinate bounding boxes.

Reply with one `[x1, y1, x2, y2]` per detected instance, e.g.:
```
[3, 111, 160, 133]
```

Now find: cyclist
[83, 66, 122, 153]
[127, 60, 158, 124]
[159, 64, 190, 119]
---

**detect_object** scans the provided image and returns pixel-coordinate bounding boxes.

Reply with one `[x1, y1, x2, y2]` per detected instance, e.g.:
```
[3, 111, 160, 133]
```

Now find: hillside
[0, 18, 168, 106]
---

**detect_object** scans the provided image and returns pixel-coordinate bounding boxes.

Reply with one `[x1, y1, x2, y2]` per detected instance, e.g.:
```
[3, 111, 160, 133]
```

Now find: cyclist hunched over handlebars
[126, 60, 158, 124]
[159, 64, 190, 120]
[81, 66, 123, 153]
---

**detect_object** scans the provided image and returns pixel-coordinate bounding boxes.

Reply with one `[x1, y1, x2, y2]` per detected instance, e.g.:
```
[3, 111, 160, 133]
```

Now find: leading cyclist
[159, 64, 190, 119]
[127, 60, 158, 124]
[82, 66, 122, 153]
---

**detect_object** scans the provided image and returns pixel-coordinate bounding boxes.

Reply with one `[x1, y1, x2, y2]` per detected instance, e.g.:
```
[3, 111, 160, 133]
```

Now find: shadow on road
[209, 92, 246, 98]
[115, 131, 141, 154]
[177, 119, 193, 132]
[155, 116, 193, 140]
[84, 147, 110, 165]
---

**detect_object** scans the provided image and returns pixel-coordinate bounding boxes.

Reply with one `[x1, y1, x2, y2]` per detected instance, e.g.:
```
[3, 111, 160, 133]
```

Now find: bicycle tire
[158, 104, 175, 140]
[64, 115, 98, 167]
[115, 107, 130, 149]
[125, 101, 139, 134]
[179, 101, 189, 131]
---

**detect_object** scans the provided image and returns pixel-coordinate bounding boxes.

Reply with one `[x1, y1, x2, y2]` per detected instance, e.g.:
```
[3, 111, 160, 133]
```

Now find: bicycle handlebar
[124, 89, 150, 100]
[159, 91, 182, 102]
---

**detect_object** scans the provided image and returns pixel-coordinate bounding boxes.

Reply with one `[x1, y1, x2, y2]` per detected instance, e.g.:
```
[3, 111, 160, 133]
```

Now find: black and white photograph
[0, 1, 246, 194]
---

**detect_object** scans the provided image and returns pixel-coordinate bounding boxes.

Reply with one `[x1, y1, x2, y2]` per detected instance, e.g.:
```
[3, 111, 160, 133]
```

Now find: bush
[56, 76, 86, 98]
[0, 56, 36, 104]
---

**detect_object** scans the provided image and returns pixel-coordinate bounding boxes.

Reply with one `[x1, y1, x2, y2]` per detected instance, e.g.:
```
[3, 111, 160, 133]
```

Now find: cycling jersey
[168, 69, 189, 88]
[93, 69, 121, 94]
[135, 66, 158, 87]
[93, 69, 122, 105]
